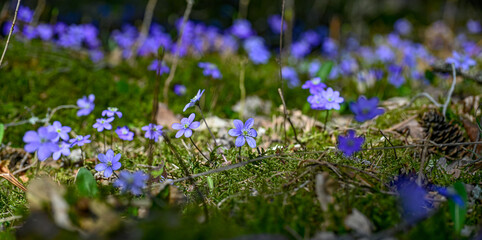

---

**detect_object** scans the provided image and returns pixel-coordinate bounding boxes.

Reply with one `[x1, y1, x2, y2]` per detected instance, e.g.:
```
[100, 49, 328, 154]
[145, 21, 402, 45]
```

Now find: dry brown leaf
[461, 117, 482, 154]
[156, 102, 179, 129]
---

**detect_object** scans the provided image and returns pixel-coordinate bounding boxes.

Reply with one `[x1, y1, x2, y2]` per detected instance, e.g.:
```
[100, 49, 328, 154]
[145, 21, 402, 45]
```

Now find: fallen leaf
[344, 208, 373, 235]
[156, 102, 179, 130]
[315, 172, 334, 212]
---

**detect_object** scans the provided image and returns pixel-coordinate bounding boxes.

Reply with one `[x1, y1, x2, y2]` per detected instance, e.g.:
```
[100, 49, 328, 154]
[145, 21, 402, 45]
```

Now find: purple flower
[148, 60, 170, 75]
[48, 121, 71, 141]
[18, 6, 33, 23]
[302, 77, 327, 94]
[22, 25, 37, 40]
[115, 126, 134, 141]
[307, 94, 327, 110]
[308, 61, 321, 78]
[52, 142, 71, 160]
[89, 50, 104, 63]
[243, 37, 270, 64]
[95, 149, 121, 178]
[76, 94, 95, 117]
[183, 89, 205, 112]
[388, 65, 405, 88]
[69, 135, 91, 147]
[229, 19, 254, 39]
[2, 21, 19, 36]
[282, 67, 300, 88]
[173, 84, 187, 96]
[291, 41, 311, 59]
[446, 51, 476, 71]
[375, 45, 395, 63]
[23, 127, 59, 161]
[322, 38, 338, 57]
[267, 14, 287, 34]
[350, 96, 385, 122]
[434, 186, 465, 207]
[198, 62, 222, 79]
[467, 19, 481, 34]
[102, 107, 123, 118]
[320, 87, 344, 110]
[394, 176, 431, 223]
[114, 170, 148, 195]
[93, 117, 114, 132]
[141, 123, 163, 142]
[301, 30, 321, 47]
[228, 118, 258, 148]
[337, 130, 364, 157]
[339, 56, 358, 76]
[172, 113, 201, 138]
[394, 18, 412, 36]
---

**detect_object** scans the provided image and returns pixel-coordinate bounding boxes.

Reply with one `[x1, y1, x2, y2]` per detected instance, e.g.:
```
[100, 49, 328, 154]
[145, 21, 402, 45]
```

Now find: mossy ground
[0, 39, 481, 239]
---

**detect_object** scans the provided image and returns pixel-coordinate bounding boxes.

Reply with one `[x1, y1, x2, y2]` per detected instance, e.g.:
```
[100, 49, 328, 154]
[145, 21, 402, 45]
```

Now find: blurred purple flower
[115, 126, 134, 141]
[198, 62, 222, 79]
[376, 45, 395, 63]
[243, 37, 270, 64]
[394, 176, 432, 223]
[95, 149, 121, 178]
[282, 66, 300, 88]
[446, 51, 476, 71]
[18, 6, 33, 23]
[302, 77, 326, 94]
[93, 117, 114, 132]
[301, 30, 321, 47]
[229, 19, 254, 39]
[291, 41, 311, 59]
[320, 87, 344, 110]
[434, 186, 465, 207]
[172, 113, 201, 138]
[350, 96, 385, 122]
[52, 142, 71, 160]
[339, 56, 358, 76]
[394, 18, 412, 36]
[69, 135, 91, 147]
[228, 118, 257, 148]
[388, 65, 405, 88]
[467, 19, 481, 34]
[148, 60, 170, 75]
[267, 14, 286, 34]
[141, 124, 163, 142]
[114, 170, 148, 195]
[173, 84, 187, 96]
[2, 21, 19, 36]
[48, 121, 71, 142]
[322, 38, 338, 57]
[76, 94, 95, 117]
[22, 25, 37, 40]
[219, 34, 239, 54]
[102, 107, 122, 118]
[89, 50, 104, 63]
[337, 130, 364, 157]
[308, 61, 321, 78]
[23, 127, 59, 161]
[183, 89, 205, 112]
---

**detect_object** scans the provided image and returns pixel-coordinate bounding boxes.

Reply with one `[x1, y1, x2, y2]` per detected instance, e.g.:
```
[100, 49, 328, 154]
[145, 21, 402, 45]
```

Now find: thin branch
[278, 88, 304, 148]
[278, 0, 287, 144]
[128, 0, 158, 63]
[163, 0, 194, 106]
[0, 0, 21, 68]
[431, 61, 482, 84]
[442, 63, 456, 118]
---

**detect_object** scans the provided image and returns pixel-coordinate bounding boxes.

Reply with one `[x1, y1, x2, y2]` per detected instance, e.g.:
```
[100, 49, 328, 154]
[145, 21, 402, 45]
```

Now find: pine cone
[420, 110, 467, 160]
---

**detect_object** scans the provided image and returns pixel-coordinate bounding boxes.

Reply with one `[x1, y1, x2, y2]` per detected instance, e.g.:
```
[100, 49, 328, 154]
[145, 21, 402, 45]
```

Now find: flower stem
[323, 110, 330, 133]
[196, 104, 217, 146]
[189, 137, 209, 162]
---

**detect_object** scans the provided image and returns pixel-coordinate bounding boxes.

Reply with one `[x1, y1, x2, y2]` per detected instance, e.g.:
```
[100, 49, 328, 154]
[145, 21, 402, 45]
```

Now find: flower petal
[190, 121, 201, 129]
[245, 118, 254, 129]
[228, 128, 242, 137]
[24, 142, 40, 153]
[184, 129, 193, 138]
[175, 129, 185, 138]
[246, 136, 257, 148]
[249, 129, 257, 137]
[38, 147, 51, 161]
[112, 162, 122, 170]
[233, 119, 244, 130]
[188, 113, 195, 123]
[23, 131, 39, 143]
[95, 163, 107, 171]
[103, 168, 113, 178]
[235, 136, 245, 147]
[172, 123, 183, 130]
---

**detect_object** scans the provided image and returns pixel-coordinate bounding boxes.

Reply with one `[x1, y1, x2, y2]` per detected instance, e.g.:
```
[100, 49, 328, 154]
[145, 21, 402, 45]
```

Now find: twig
[442, 63, 456, 119]
[0, 215, 22, 223]
[0, 0, 21, 68]
[431, 61, 482, 84]
[277, 88, 304, 148]
[128, 0, 158, 63]
[163, 0, 194, 106]
[189, 137, 210, 162]
[278, 0, 287, 144]
[196, 104, 217, 147]
[379, 130, 397, 160]
[32, 0, 46, 26]
[404, 92, 441, 109]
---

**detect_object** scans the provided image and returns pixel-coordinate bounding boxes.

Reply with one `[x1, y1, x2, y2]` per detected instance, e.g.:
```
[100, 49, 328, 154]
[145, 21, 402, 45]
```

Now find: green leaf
[0, 123, 4, 145]
[449, 182, 467, 235]
[207, 176, 214, 191]
[75, 168, 99, 198]
[317, 61, 333, 81]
